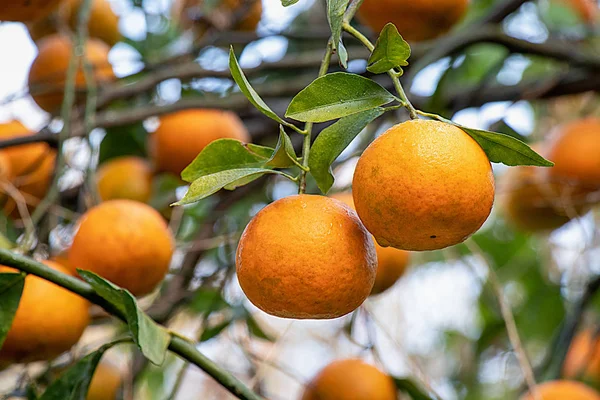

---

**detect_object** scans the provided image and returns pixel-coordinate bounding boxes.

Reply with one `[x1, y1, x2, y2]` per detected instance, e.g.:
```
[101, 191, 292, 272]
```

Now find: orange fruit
[301, 359, 397, 400]
[96, 156, 153, 203]
[0, 260, 90, 364]
[542, 118, 600, 191]
[87, 360, 122, 400]
[357, 0, 470, 42]
[0, 0, 62, 22]
[520, 380, 600, 400]
[0, 121, 56, 216]
[28, 34, 114, 113]
[353, 119, 495, 251]
[151, 109, 250, 177]
[331, 192, 411, 295]
[172, 0, 262, 34]
[69, 200, 175, 296]
[236, 195, 377, 319]
[500, 167, 591, 232]
[28, 0, 121, 46]
[563, 329, 600, 382]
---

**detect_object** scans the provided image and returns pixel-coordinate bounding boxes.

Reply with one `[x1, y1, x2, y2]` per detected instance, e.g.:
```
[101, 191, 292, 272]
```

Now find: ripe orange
[0, 260, 90, 364]
[69, 200, 175, 296]
[236, 195, 377, 319]
[0, 121, 56, 216]
[87, 360, 122, 400]
[28, 34, 114, 113]
[301, 359, 397, 400]
[353, 119, 495, 251]
[499, 164, 590, 232]
[357, 0, 470, 42]
[542, 118, 600, 191]
[172, 0, 262, 34]
[0, 0, 62, 22]
[331, 192, 411, 295]
[96, 156, 153, 203]
[151, 109, 250, 177]
[563, 329, 600, 381]
[28, 0, 121, 46]
[520, 380, 600, 400]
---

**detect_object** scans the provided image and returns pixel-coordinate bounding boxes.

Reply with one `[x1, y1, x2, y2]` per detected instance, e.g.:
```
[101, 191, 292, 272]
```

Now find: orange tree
[0, 0, 599, 399]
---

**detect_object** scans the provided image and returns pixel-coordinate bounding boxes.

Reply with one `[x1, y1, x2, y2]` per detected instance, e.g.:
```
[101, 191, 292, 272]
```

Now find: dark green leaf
[40, 341, 122, 400]
[229, 48, 287, 125]
[121, 291, 170, 365]
[99, 123, 148, 163]
[0, 273, 24, 349]
[174, 168, 282, 206]
[285, 72, 395, 122]
[246, 315, 274, 341]
[308, 108, 384, 193]
[460, 127, 554, 167]
[265, 127, 298, 169]
[181, 139, 270, 183]
[327, 0, 349, 53]
[200, 318, 232, 342]
[367, 23, 411, 74]
[190, 289, 230, 315]
[393, 378, 434, 400]
[78, 270, 126, 314]
[281, 0, 300, 5]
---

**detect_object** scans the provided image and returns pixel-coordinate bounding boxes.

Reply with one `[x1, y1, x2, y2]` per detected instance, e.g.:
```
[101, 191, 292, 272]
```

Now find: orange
[563, 329, 600, 382]
[542, 118, 600, 190]
[0, 0, 62, 22]
[0, 260, 90, 364]
[520, 380, 600, 400]
[151, 109, 250, 177]
[0, 121, 56, 216]
[69, 200, 175, 296]
[87, 360, 122, 400]
[236, 195, 377, 319]
[301, 359, 397, 400]
[353, 119, 495, 251]
[331, 192, 411, 295]
[28, 0, 121, 46]
[357, 0, 470, 42]
[28, 34, 114, 113]
[96, 156, 153, 203]
[500, 166, 591, 232]
[172, 0, 262, 34]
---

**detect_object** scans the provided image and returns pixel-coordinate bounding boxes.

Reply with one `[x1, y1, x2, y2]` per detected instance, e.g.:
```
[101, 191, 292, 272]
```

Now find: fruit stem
[0, 249, 265, 400]
[342, 22, 419, 120]
[298, 40, 334, 194]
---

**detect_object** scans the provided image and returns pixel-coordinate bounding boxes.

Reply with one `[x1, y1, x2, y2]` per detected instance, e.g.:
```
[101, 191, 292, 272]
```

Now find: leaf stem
[298, 41, 334, 194]
[342, 22, 418, 119]
[343, 0, 365, 23]
[0, 249, 264, 400]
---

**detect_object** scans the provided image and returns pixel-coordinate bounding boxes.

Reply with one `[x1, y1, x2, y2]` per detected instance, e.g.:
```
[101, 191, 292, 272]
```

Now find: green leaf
[121, 291, 170, 365]
[99, 123, 148, 163]
[229, 48, 287, 125]
[0, 273, 24, 349]
[200, 318, 232, 342]
[181, 139, 269, 183]
[40, 341, 122, 400]
[246, 315, 274, 342]
[79, 271, 169, 366]
[265, 127, 298, 169]
[338, 41, 348, 69]
[308, 108, 384, 193]
[246, 143, 276, 159]
[174, 168, 282, 206]
[367, 23, 411, 75]
[285, 72, 395, 122]
[190, 288, 231, 315]
[393, 378, 434, 400]
[327, 0, 349, 53]
[460, 127, 554, 167]
[281, 0, 300, 5]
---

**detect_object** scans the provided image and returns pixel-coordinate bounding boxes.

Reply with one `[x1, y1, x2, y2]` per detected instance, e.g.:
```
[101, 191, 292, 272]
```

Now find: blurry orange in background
[172, 0, 263, 34]
[96, 156, 153, 203]
[520, 380, 600, 399]
[28, 34, 114, 113]
[564, 329, 600, 382]
[0, 0, 62, 23]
